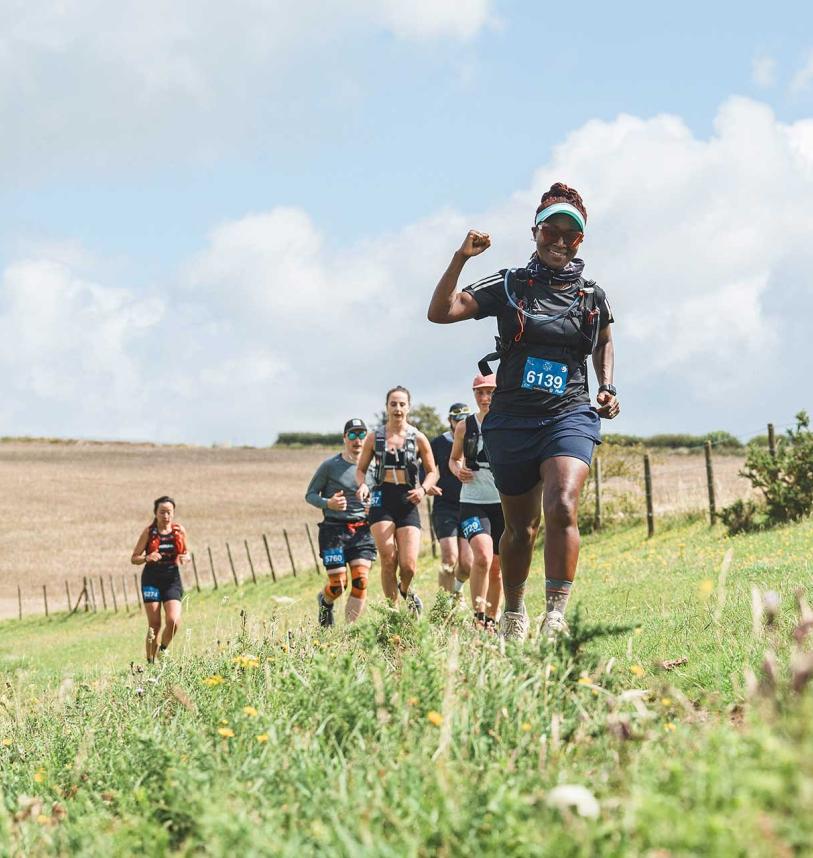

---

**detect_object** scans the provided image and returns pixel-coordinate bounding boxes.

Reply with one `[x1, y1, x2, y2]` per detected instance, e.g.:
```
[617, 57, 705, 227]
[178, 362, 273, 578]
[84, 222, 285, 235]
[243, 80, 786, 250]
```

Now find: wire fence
[2, 421, 786, 621]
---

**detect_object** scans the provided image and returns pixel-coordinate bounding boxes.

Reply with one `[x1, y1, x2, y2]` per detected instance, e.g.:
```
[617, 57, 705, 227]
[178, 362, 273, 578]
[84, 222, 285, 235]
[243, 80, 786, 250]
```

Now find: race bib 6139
[521, 357, 568, 396]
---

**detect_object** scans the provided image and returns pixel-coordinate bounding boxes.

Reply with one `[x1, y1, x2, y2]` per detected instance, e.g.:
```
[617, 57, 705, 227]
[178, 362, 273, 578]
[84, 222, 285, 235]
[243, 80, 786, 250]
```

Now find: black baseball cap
[344, 418, 367, 434]
[448, 403, 471, 421]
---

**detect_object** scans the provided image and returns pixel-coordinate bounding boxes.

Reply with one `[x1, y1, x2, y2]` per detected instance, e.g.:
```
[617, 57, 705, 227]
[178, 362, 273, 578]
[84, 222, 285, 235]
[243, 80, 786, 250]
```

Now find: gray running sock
[503, 580, 526, 615]
[453, 577, 465, 593]
[545, 578, 572, 615]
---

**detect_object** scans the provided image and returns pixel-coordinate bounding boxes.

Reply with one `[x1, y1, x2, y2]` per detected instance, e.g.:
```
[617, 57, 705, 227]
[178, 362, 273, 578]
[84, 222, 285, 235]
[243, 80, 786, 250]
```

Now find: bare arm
[449, 417, 474, 483]
[592, 326, 620, 419]
[427, 231, 492, 324]
[406, 432, 437, 505]
[177, 523, 190, 564]
[355, 433, 376, 499]
[131, 527, 153, 565]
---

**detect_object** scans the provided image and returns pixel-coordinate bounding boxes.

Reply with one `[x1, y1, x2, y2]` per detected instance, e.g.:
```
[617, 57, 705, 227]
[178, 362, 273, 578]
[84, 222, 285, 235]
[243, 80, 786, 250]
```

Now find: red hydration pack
[146, 523, 186, 562]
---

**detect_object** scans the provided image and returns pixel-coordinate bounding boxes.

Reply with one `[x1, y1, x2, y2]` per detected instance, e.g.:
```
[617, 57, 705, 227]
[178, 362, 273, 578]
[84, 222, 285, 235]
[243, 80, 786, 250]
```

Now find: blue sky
[1, 1, 812, 443]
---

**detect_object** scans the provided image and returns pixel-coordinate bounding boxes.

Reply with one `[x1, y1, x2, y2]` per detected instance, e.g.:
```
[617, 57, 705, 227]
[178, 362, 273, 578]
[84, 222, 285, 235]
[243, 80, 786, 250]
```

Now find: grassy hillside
[1, 517, 812, 856]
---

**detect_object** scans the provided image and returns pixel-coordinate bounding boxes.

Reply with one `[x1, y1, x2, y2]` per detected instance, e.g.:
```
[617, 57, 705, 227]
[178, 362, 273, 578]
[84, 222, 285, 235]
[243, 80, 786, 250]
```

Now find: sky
[2, 0, 812, 445]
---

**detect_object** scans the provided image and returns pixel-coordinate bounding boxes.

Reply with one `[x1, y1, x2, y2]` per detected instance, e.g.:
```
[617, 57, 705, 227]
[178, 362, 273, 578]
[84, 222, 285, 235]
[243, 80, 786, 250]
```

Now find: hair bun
[536, 182, 587, 223]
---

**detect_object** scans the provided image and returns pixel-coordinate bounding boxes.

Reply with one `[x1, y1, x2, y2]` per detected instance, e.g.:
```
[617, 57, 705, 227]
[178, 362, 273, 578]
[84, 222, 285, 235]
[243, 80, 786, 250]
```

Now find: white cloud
[0, 1, 496, 180]
[752, 54, 776, 88]
[790, 50, 813, 93]
[2, 96, 812, 442]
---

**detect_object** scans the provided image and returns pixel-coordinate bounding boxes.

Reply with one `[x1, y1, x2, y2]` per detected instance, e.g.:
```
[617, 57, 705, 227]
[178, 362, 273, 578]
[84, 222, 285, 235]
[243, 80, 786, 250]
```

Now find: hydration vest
[478, 268, 602, 392]
[374, 427, 418, 487]
[146, 523, 186, 563]
[463, 415, 488, 472]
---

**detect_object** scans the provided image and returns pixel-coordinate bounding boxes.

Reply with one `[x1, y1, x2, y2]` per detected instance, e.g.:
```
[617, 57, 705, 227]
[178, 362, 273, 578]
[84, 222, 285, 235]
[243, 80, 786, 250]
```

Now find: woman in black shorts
[130, 496, 189, 662]
[449, 373, 503, 631]
[306, 418, 378, 627]
[428, 182, 620, 641]
[355, 386, 437, 616]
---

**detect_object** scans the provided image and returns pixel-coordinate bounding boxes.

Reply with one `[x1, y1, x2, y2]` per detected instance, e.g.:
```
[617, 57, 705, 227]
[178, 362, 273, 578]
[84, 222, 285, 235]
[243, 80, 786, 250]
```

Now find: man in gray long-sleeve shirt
[305, 418, 377, 628]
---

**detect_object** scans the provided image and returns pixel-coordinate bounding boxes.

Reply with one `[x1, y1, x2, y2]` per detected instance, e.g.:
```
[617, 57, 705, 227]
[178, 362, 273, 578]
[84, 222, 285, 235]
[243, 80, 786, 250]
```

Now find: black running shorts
[141, 564, 183, 603]
[458, 502, 505, 555]
[368, 483, 422, 530]
[431, 499, 463, 540]
[317, 520, 377, 571]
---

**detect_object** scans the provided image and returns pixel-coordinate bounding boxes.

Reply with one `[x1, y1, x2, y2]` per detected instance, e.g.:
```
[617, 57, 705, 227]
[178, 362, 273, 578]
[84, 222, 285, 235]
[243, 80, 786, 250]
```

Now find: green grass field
[2, 516, 812, 856]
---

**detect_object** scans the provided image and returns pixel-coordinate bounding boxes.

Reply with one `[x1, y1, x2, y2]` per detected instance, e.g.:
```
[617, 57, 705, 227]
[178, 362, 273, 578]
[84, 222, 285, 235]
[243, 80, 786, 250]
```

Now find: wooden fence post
[208, 546, 219, 590]
[42, 585, 49, 618]
[65, 581, 72, 613]
[283, 529, 297, 577]
[190, 553, 201, 593]
[768, 423, 776, 458]
[644, 453, 655, 538]
[305, 525, 319, 573]
[85, 576, 92, 612]
[71, 581, 87, 615]
[109, 576, 118, 613]
[121, 575, 130, 613]
[263, 534, 276, 582]
[98, 576, 108, 611]
[704, 440, 716, 525]
[17, 585, 21, 620]
[594, 456, 603, 531]
[89, 578, 98, 612]
[427, 497, 437, 558]
[133, 573, 141, 608]
[244, 541, 258, 584]
[226, 542, 240, 587]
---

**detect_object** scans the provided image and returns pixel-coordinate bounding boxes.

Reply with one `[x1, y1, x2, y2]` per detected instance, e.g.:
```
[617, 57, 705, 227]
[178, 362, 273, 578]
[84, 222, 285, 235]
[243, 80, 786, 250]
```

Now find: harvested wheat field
[0, 439, 752, 619]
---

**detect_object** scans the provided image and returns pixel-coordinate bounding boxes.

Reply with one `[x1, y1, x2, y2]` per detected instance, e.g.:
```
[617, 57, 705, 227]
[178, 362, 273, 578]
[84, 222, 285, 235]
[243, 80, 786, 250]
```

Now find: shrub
[720, 411, 813, 534]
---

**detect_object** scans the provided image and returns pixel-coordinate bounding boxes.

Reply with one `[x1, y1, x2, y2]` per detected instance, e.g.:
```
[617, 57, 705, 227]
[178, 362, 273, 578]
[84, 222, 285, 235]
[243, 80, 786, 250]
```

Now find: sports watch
[598, 384, 617, 397]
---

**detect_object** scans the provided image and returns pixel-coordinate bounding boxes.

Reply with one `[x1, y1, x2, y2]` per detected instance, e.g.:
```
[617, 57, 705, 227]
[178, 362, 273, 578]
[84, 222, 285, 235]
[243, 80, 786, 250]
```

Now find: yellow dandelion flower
[407, 697, 419, 706]
[630, 664, 645, 678]
[243, 706, 258, 718]
[664, 722, 676, 732]
[256, 734, 269, 744]
[660, 697, 672, 707]
[36, 814, 50, 825]
[217, 727, 235, 738]
[33, 769, 46, 783]
[1, 738, 11, 747]
[521, 722, 532, 732]
[577, 675, 592, 685]
[634, 627, 643, 635]
[219, 719, 230, 726]
[202, 675, 224, 687]
[427, 711, 444, 727]
[698, 579, 714, 597]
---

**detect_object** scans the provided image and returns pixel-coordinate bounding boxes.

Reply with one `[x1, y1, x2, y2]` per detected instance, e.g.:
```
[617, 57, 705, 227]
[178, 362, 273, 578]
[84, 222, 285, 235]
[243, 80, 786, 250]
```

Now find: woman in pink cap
[449, 373, 502, 631]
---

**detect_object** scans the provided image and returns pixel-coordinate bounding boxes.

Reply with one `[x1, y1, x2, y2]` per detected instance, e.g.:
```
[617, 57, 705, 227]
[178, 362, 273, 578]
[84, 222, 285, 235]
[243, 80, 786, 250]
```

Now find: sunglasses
[346, 430, 367, 440]
[449, 412, 470, 421]
[536, 223, 584, 249]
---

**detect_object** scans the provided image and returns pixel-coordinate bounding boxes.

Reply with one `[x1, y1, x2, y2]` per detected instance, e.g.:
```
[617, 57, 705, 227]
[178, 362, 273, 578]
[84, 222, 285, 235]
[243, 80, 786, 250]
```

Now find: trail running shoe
[499, 610, 529, 642]
[540, 610, 569, 642]
[405, 590, 423, 618]
[317, 592, 335, 628]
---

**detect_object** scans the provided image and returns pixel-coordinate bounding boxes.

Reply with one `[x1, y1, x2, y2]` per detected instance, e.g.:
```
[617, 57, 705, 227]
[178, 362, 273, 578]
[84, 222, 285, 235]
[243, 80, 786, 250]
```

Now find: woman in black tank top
[130, 496, 189, 664]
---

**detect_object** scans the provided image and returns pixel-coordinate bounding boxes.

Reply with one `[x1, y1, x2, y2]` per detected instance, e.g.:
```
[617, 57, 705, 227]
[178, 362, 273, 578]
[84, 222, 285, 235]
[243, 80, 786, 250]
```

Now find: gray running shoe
[499, 609, 529, 642]
[317, 592, 335, 628]
[540, 610, 569, 641]
[405, 590, 423, 618]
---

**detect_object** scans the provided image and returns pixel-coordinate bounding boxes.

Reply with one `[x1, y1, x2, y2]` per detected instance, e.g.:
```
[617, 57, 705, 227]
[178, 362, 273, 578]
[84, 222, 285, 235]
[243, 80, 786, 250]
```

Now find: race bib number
[322, 546, 345, 567]
[370, 490, 383, 508]
[521, 357, 568, 396]
[142, 585, 161, 602]
[461, 516, 484, 539]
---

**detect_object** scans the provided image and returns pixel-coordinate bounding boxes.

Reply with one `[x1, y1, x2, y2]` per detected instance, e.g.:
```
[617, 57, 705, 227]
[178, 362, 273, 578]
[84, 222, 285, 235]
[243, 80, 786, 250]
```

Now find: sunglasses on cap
[346, 430, 367, 440]
[536, 223, 584, 249]
[449, 409, 470, 421]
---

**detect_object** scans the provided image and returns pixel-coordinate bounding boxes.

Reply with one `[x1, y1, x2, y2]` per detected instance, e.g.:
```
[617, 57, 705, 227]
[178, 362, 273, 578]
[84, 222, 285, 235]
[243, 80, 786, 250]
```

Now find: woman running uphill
[131, 496, 189, 663]
[355, 387, 438, 616]
[428, 183, 620, 641]
[449, 374, 503, 631]
[306, 418, 377, 628]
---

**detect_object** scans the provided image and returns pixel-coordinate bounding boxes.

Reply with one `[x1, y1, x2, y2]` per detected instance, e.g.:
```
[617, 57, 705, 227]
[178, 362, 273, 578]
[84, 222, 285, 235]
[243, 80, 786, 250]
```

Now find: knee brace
[324, 572, 346, 601]
[350, 574, 368, 599]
